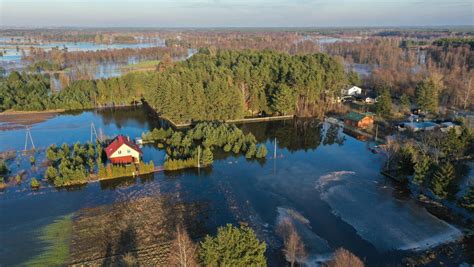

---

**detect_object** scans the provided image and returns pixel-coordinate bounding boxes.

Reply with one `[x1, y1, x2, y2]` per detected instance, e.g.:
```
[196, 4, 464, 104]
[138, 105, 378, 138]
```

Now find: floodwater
[0, 107, 471, 266]
[0, 39, 166, 79]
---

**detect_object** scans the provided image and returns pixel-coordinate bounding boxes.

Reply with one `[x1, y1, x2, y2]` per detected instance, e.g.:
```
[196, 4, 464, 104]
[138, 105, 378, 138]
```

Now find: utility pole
[197, 146, 201, 168]
[274, 137, 277, 159]
[273, 138, 277, 175]
[375, 123, 379, 143]
[90, 122, 99, 143]
[24, 126, 35, 151]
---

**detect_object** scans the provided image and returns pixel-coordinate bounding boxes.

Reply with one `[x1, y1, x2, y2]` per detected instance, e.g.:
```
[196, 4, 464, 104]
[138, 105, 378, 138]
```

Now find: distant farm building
[399, 122, 437, 132]
[344, 112, 374, 129]
[341, 86, 362, 96]
[105, 135, 143, 164]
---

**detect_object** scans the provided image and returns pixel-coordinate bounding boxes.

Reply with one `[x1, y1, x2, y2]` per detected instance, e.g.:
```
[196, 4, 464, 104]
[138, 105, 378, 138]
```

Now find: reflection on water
[0, 108, 471, 266]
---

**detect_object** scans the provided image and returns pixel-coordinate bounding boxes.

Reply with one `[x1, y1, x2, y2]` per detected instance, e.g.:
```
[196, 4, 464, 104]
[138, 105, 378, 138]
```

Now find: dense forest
[146, 49, 346, 122]
[0, 50, 347, 122]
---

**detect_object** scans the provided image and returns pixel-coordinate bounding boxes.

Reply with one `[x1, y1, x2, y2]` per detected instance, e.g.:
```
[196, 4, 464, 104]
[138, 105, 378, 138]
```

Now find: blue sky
[1, 0, 473, 27]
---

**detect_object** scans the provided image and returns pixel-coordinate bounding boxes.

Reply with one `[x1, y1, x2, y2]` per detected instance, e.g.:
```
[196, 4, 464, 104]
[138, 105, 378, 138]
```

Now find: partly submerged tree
[413, 154, 430, 185]
[168, 225, 198, 267]
[431, 162, 455, 199]
[458, 186, 474, 211]
[277, 218, 306, 267]
[200, 224, 267, 266]
[200, 147, 214, 167]
[326, 248, 364, 267]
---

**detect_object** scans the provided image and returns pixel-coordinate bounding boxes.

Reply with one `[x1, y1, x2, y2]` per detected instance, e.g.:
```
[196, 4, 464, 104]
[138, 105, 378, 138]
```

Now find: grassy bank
[121, 60, 160, 72]
[24, 214, 73, 266]
[0, 109, 65, 116]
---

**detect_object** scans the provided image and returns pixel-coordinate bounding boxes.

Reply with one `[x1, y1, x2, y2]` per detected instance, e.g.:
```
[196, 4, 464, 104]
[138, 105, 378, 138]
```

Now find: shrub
[200, 224, 266, 266]
[31, 178, 40, 188]
[327, 248, 364, 267]
[256, 145, 268, 158]
[0, 160, 7, 174]
[45, 166, 58, 181]
[0, 177, 6, 189]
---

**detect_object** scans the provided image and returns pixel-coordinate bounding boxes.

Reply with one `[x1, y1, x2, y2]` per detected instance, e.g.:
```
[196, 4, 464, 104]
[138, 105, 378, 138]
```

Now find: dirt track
[0, 110, 63, 130]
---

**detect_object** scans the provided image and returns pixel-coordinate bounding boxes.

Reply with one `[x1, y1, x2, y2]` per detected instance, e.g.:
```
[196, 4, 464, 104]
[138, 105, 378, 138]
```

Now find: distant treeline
[1, 50, 348, 122]
[432, 38, 474, 49]
[0, 71, 151, 110]
[24, 46, 188, 67]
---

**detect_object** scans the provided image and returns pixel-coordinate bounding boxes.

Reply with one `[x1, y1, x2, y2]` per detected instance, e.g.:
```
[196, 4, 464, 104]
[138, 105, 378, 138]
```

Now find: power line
[24, 126, 35, 151]
[90, 122, 100, 143]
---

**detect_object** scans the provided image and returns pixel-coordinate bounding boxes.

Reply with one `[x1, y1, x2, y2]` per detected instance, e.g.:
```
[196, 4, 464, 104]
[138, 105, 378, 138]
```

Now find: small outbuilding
[105, 135, 143, 164]
[341, 86, 363, 96]
[401, 122, 438, 132]
[344, 112, 374, 129]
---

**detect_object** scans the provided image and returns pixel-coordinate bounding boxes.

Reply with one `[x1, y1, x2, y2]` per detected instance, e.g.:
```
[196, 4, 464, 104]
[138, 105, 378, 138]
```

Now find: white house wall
[110, 144, 140, 160]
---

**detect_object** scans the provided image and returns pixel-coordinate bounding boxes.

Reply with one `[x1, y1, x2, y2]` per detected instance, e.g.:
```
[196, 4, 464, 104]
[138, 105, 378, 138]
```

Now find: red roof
[105, 135, 143, 158]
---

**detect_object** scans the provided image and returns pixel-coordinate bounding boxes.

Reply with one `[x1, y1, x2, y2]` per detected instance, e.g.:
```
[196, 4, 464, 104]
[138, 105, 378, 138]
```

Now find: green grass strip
[25, 214, 73, 266]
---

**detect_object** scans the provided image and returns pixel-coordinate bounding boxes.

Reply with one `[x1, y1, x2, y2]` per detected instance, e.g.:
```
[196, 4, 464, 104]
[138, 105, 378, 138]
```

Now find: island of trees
[141, 122, 268, 171]
[44, 141, 154, 187]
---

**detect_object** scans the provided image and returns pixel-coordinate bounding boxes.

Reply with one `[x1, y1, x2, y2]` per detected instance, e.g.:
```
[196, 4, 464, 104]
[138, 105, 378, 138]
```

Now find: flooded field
[0, 107, 472, 266]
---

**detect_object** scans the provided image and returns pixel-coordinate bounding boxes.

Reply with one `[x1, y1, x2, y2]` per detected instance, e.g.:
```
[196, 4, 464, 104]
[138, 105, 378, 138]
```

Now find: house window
[127, 149, 131, 154]
[118, 150, 122, 154]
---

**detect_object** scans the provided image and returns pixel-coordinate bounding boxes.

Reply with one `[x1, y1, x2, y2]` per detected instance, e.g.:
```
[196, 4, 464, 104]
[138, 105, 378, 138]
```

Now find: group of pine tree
[43, 141, 153, 187]
[389, 126, 474, 211]
[0, 49, 347, 122]
[141, 122, 268, 170]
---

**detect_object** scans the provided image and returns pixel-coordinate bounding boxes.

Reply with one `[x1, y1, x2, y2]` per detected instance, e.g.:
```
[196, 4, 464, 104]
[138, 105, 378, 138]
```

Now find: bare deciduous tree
[168, 225, 198, 267]
[380, 138, 400, 170]
[277, 218, 306, 267]
[326, 248, 364, 267]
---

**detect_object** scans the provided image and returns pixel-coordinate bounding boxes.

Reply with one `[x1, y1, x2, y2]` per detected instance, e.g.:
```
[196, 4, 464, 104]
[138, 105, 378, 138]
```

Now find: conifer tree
[413, 155, 430, 185]
[201, 147, 213, 166]
[375, 87, 392, 116]
[431, 162, 455, 199]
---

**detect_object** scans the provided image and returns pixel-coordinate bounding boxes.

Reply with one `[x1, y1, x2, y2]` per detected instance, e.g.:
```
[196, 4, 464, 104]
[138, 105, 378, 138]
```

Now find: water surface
[0, 108, 470, 266]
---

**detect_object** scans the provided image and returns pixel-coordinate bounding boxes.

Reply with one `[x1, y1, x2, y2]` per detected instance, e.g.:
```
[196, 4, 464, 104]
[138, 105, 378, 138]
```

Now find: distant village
[336, 85, 472, 135]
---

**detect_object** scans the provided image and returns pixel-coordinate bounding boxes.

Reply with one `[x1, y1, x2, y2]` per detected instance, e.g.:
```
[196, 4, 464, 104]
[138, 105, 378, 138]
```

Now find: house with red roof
[105, 135, 143, 164]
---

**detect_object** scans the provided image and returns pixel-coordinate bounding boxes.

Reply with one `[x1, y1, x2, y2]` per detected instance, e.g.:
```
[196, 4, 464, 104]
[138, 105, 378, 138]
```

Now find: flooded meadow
[0, 107, 472, 266]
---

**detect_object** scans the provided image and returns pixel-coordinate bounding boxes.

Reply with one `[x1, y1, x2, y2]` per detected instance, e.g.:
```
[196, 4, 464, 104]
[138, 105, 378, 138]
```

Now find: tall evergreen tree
[431, 162, 455, 199]
[272, 84, 296, 115]
[201, 147, 213, 166]
[416, 79, 438, 113]
[375, 87, 392, 117]
[413, 155, 430, 185]
[200, 224, 267, 266]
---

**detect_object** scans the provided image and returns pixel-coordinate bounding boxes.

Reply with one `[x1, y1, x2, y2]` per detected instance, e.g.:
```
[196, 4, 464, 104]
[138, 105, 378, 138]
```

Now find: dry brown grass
[69, 195, 207, 266]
